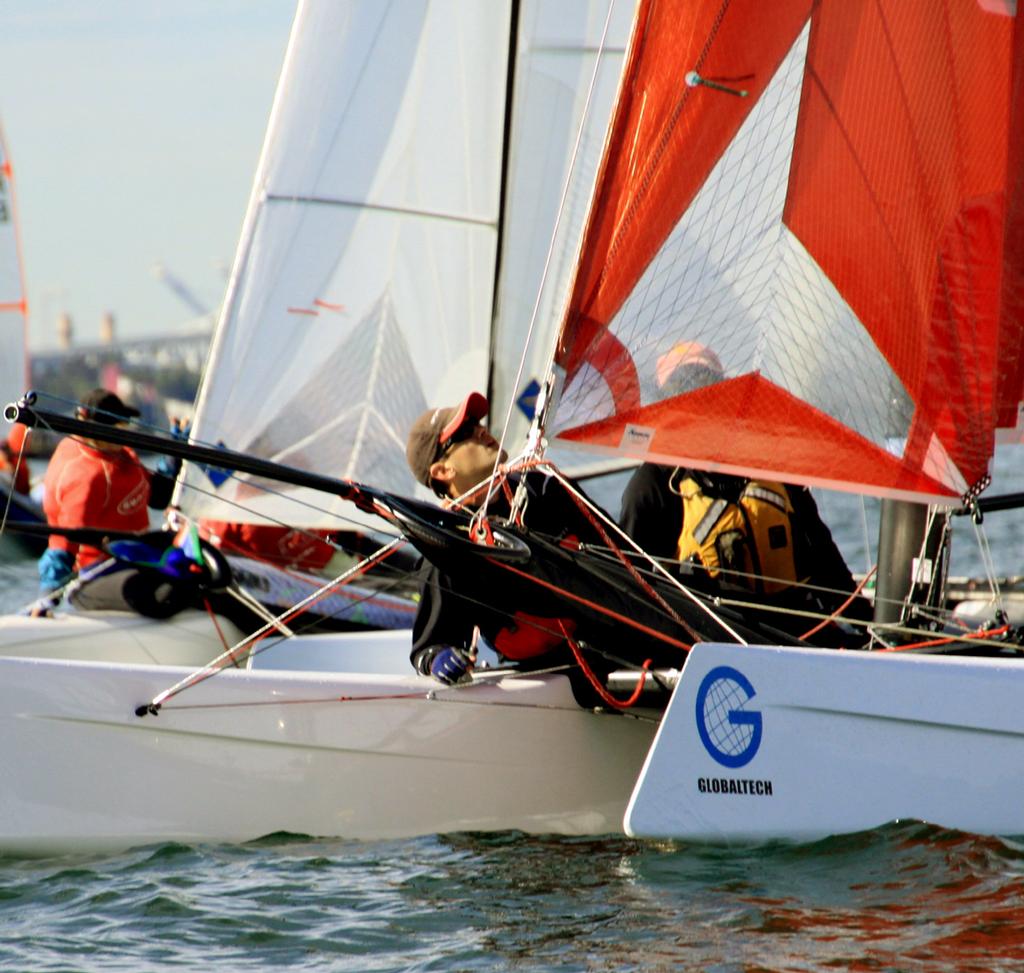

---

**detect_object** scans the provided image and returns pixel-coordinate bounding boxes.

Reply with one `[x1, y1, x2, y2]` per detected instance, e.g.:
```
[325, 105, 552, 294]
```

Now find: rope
[876, 624, 1011, 653]
[201, 596, 237, 663]
[560, 621, 652, 709]
[489, 556, 691, 652]
[140, 538, 407, 714]
[506, 456, 741, 643]
[800, 565, 876, 640]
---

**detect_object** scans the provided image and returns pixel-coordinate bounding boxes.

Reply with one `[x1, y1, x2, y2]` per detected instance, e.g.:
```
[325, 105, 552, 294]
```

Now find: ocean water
[3, 461, 1024, 972]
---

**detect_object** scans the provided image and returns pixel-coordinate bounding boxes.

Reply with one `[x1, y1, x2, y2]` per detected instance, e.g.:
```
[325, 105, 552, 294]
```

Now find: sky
[0, 1, 296, 349]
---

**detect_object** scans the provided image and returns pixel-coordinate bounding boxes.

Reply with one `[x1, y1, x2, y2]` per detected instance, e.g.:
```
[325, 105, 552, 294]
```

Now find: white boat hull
[627, 642, 1024, 842]
[0, 656, 656, 854]
[0, 609, 250, 666]
[0, 607, 417, 673]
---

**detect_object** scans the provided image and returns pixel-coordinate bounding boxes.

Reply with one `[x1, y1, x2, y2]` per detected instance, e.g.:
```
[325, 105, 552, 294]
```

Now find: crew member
[405, 391, 605, 684]
[37, 389, 179, 597]
[0, 423, 31, 495]
[620, 343, 870, 641]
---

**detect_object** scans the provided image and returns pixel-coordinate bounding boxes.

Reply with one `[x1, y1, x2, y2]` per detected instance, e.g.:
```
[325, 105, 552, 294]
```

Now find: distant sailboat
[0, 121, 28, 411]
[0, 119, 45, 550]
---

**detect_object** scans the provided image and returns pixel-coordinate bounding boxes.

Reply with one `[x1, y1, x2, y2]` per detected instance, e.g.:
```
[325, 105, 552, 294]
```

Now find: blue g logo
[695, 665, 763, 768]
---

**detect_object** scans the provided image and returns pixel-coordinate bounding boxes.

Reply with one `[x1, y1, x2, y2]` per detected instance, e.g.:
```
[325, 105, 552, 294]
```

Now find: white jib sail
[489, 0, 636, 452]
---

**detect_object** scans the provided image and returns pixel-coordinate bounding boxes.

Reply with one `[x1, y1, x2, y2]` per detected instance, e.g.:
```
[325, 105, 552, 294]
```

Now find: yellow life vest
[675, 474, 799, 594]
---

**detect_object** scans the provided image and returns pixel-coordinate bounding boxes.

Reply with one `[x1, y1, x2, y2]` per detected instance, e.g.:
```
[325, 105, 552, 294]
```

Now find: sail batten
[263, 194, 500, 228]
[551, 0, 1020, 503]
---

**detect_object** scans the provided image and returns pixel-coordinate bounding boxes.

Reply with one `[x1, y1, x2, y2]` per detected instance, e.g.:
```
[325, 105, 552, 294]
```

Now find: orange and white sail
[0, 122, 29, 411]
[549, 0, 1024, 505]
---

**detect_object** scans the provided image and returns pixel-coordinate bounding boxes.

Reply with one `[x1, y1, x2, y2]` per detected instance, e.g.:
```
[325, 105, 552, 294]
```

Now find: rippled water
[3, 457, 1024, 971]
[3, 827, 1024, 972]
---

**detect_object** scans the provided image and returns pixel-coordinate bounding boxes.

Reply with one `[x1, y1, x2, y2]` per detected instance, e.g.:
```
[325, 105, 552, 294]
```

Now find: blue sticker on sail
[516, 379, 541, 420]
[695, 665, 763, 768]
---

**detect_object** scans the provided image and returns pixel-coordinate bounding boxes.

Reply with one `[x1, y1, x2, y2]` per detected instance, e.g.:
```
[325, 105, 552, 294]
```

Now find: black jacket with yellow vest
[620, 463, 864, 608]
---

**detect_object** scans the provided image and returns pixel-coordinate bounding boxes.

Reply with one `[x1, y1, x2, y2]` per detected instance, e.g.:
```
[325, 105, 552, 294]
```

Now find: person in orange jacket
[37, 389, 178, 597]
[0, 422, 31, 496]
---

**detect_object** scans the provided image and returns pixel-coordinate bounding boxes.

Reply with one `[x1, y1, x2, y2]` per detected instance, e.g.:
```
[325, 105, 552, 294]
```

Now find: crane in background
[151, 263, 211, 318]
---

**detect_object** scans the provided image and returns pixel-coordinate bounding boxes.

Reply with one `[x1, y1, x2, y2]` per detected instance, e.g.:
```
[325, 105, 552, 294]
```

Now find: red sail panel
[552, 0, 1018, 502]
[556, 0, 813, 382]
[996, 15, 1024, 433]
[785, 2, 1014, 492]
[557, 375, 958, 500]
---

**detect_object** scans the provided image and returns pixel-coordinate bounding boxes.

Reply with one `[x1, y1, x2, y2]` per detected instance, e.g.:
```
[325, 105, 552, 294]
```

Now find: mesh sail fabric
[551, 0, 1022, 504]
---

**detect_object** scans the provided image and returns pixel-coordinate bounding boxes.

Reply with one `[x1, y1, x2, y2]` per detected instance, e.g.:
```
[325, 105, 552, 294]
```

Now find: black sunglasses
[433, 420, 478, 463]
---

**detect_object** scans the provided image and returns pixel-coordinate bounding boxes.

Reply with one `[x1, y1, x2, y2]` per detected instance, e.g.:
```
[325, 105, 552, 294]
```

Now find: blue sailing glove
[38, 547, 75, 594]
[429, 645, 473, 685]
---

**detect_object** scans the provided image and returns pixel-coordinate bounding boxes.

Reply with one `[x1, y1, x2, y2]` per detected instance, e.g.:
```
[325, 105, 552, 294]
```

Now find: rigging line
[219, 560, 417, 651]
[489, 556, 691, 653]
[173, 476, 406, 554]
[463, 454, 747, 644]
[224, 585, 295, 638]
[800, 566, 877, 640]
[215, 528, 418, 609]
[221, 543, 419, 637]
[264, 194, 497, 230]
[536, 459, 701, 640]
[720, 593, 1021, 652]
[537, 458, 748, 643]
[483, 0, 622, 523]
[170, 446, 408, 544]
[560, 620, 652, 710]
[170, 449, 407, 545]
[141, 537, 406, 714]
[969, 515, 1004, 611]
[580, 541, 872, 614]
[876, 624, 1012, 653]
[0, 427, 28, 539]
[153, 667, 611, 715]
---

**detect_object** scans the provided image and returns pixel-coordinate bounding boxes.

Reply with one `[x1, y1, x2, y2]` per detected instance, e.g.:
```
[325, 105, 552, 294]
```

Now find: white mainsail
[180, 0, 512, 527]
[0, 122, 29, 412]
[179, 0, 636, 529]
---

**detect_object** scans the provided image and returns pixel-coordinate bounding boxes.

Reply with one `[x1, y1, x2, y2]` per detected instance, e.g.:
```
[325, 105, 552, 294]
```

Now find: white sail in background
[180, 0, 512, 527]
[0, 122, 29, 411]
[489, 0, 635, 449]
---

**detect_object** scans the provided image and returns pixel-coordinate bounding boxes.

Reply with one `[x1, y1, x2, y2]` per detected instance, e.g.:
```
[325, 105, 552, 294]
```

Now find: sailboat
[0, 120, 46, 552]
[0, 0, 632, 670]
[539, 0, 1024, 840]
[1, 0, 1021, 852]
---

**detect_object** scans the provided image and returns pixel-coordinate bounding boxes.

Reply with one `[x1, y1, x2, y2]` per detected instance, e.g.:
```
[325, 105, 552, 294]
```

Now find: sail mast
[486, 0, 522, 414]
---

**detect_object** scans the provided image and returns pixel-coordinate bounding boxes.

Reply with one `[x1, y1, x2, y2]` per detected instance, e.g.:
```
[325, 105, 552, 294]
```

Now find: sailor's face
[443, 424, 507, 499]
